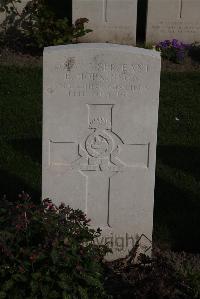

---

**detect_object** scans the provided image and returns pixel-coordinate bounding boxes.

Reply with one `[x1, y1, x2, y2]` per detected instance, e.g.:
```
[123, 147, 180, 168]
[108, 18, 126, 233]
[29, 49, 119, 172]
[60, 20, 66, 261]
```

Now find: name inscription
[153, 21, 200, 34]
[89, 24, 134, 30]
[53, 62, 151, 98]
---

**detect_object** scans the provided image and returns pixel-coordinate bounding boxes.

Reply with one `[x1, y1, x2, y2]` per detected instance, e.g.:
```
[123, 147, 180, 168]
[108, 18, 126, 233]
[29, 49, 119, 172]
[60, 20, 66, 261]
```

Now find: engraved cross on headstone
[50, 104, 149, 227]
[103, 0, 108, 22]
[179, 0, 183, 18]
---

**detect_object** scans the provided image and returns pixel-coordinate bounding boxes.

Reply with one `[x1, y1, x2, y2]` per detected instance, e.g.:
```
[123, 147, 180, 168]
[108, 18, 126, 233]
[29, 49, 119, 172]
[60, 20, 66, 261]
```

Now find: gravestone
[146, 0, 200, 44]
[43, 43, 161, 260]
[73, 0, 138, 45]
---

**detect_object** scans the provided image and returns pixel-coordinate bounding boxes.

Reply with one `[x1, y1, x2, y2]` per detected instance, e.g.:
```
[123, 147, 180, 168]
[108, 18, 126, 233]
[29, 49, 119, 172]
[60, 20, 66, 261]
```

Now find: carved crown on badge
[89, 117, 111, 129]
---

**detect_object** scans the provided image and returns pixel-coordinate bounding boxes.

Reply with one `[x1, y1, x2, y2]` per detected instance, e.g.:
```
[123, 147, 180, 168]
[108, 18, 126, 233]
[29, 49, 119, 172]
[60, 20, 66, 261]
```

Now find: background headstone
[146, 0, 200, 44]
[73, 0, 138, 45]
[0, 0, 27, 25]
[43, 43, 161, 260]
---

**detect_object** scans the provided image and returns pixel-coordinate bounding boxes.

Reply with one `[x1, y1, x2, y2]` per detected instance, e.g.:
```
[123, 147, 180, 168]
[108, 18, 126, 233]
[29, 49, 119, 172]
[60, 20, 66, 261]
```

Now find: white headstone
[73, 0, 138, 45]
[42, 44, 161, 260]
[146, 0, 200, 44]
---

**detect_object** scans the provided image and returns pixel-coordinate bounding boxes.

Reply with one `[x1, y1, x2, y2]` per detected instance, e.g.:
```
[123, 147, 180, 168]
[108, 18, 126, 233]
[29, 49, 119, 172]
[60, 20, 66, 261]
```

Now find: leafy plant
[0, 0, 92, 52]
[104, 248, 200, 299]
[164, 250, 200, 299]
[0, 192, 109, 298]
[155, 39, 189, 63]
[188, 42, 200, 63]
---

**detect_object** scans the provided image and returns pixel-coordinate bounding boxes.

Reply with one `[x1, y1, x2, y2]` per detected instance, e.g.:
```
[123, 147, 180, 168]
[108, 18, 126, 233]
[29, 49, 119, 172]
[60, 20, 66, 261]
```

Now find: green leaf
[78, 286, 88, 299]
[12, 273, 27, 282]
[0, 292, 6, 299]
[62, 291, 72, 299]
[2, 279, 14, 291]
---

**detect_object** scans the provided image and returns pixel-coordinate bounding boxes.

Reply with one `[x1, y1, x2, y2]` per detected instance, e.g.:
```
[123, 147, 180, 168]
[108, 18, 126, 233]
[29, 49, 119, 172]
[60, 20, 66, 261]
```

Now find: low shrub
[1, 192, 200, 299]
[188, 43, 200, 63]
[0, 193, 109, 299]
[155, 39, 189, 63]
[0, 0, 92, 53]
[104, 248, 200, 299]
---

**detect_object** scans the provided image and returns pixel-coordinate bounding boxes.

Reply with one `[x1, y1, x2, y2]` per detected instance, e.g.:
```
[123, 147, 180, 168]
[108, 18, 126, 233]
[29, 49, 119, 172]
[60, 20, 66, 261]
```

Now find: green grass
[0, 65, 200, 252]
[0, 66, 42, 200]
[155, 72, 200, 252]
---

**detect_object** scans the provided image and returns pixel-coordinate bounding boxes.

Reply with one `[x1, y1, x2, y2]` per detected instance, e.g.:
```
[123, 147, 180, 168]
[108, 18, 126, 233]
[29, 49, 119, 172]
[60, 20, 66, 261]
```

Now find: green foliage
[188, 42, 200, 63]
[105, 249, 200, 299]
[0, 0, 92, 52]
[0, 193, 109, 298]
[164, 251, 200, 299]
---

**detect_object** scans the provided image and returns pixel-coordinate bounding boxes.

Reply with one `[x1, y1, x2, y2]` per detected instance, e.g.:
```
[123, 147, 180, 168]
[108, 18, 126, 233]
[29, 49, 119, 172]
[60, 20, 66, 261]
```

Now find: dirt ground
[162, 57, 200, 72]
[0, 49, 42, 67]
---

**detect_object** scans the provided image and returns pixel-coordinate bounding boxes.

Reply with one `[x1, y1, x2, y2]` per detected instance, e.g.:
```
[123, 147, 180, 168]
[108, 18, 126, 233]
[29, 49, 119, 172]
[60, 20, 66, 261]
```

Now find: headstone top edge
[43, 43, 160, 59]
[73, 0, 138, 1]
[148, 0, 194, 2]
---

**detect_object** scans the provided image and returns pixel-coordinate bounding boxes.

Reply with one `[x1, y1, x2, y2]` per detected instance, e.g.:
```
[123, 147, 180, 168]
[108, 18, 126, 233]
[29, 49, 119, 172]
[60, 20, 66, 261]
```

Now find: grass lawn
[0, 65, 199, 252]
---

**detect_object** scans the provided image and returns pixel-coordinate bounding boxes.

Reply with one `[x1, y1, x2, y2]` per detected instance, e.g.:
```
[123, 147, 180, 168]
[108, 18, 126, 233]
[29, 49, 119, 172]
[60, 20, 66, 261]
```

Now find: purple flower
[156, 39, 191, 63]
[172, 39, 179, 47]
[161, 40, 170, 48]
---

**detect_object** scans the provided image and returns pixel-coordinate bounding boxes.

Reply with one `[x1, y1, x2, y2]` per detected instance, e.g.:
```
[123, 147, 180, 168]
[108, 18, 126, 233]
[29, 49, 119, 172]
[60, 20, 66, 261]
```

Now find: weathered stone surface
[73, 0, 137, 45]
[43, 44, 161, 260]
[0, 0, 27, 25]
[146, 0, 200, 44]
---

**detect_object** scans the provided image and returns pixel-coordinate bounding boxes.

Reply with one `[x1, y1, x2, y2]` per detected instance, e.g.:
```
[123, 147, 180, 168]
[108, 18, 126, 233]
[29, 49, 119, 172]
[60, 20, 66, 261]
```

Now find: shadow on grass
[8, 138, 42, 164]
[0, 169, 41, 202]
[157, 145, 200, 180]
[0, 138, 42, 202]
[154, 145, 200, 253]
[188, 45, 200, 64]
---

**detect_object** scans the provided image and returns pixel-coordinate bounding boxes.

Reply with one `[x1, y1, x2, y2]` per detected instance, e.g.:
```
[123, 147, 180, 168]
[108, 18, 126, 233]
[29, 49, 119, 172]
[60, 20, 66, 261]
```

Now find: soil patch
[0, 49, 42, 67]
[162, 56, 200, 72]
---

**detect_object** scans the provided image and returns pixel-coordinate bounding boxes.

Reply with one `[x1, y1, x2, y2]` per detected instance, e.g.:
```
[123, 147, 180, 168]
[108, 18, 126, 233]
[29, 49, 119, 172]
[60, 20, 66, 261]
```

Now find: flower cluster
[155, 39, 190, 63]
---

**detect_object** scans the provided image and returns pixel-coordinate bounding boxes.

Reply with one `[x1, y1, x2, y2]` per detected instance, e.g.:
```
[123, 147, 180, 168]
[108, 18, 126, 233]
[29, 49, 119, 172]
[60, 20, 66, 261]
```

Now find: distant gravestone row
[73, 0, 200, 45]
[0, 0, 200, 44]
[146, 0, 200, 44]
[73, 0, 138, 45]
